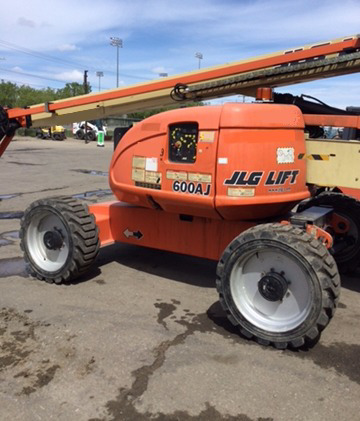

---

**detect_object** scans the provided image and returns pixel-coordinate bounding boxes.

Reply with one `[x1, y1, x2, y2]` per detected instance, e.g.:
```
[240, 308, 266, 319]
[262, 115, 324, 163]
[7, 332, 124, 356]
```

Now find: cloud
[12, 66, 24, 72]
[152, 66, 167, 74]
[54, 70, 83, 82]
[57, 44, 79, 52]
[17, 17, 36, 28]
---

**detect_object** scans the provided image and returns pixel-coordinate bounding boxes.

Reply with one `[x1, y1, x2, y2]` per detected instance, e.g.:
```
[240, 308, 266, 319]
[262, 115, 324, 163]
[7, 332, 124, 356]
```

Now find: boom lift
[1, 35, 360, 349]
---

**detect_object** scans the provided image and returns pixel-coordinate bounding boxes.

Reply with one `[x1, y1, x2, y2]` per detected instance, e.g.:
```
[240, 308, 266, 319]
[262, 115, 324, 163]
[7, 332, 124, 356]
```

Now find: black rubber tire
[76, 129, 85, 140]
[216, 223, 340, 349]
[298, 192, 360, 273]
[52, 133, 61, 141]
[85, 130, 96, 141]
[20, 196, 100, 284]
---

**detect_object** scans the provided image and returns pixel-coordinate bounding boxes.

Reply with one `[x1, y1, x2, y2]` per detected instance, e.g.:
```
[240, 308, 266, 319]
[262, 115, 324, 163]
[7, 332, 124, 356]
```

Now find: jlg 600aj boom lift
[1, 35, 360, 349]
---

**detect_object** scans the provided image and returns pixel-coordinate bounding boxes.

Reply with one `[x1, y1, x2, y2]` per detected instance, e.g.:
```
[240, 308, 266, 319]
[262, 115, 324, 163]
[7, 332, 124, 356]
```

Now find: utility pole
[83, 70, 89, 94]
[110, 37, 123, 88]
[83, 70, 89, 143]
[96, 71, 104, 91]
[195, 52, 203, 69]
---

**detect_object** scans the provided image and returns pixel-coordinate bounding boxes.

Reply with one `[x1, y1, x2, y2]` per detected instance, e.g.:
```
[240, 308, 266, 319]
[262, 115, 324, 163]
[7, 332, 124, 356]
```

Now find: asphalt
[0, 136, 359, 421]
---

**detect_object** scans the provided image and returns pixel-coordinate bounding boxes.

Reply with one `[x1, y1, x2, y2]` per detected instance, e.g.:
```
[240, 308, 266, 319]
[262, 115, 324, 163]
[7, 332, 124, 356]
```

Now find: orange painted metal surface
[109, 103, 310, 221]
[0, 134, 13, 157]
[304, 114, 360, 129]
[89, 201, 255, 260]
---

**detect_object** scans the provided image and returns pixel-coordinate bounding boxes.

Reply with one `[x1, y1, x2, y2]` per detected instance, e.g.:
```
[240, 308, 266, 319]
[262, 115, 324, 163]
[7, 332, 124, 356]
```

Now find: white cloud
[57, 44, 79, 52]
[54, 70, 83, 82]
[152, 66, 167, 74]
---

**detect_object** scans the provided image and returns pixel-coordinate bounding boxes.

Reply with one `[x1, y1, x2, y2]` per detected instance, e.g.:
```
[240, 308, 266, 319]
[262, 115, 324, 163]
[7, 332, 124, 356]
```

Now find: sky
[0, 0, 359, 109]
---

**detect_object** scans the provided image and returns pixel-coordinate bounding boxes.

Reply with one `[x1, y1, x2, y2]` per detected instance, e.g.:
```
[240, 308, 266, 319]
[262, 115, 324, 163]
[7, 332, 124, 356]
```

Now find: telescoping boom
[0, 34, 359, 157]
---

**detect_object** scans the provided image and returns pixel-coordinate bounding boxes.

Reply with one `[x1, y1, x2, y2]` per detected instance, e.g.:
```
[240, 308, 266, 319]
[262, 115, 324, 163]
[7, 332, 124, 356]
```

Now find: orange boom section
[109, 103, 309, 220]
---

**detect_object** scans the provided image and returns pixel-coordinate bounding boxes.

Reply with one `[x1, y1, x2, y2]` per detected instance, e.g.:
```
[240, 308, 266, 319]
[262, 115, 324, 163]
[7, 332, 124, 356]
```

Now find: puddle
[0, 231, 19, 247]
[73, 169, 108, 177]
[0, 194, 21, 200]
[0, 211, 24, 220]
[0, 257, 28, 278]
[4, 231, 20, 239]
[73, 189, 113, 199]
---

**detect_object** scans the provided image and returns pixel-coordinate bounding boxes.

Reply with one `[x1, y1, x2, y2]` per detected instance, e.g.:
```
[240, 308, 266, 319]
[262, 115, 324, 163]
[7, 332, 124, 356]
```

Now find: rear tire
[298, 192, 360, 273]
[76, 129, 85, 140]
[20, 196, 100, 284]
[216, 223, 340, 349]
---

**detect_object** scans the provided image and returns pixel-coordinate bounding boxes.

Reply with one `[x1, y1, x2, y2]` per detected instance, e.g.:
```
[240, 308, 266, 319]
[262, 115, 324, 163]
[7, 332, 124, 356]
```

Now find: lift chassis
[2, 35, 360, 349]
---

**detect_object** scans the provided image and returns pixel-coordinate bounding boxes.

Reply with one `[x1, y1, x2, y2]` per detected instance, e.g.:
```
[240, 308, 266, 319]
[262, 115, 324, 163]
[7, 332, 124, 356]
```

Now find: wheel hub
[43, 229, 63, 250]
[258, 271, 288, 302]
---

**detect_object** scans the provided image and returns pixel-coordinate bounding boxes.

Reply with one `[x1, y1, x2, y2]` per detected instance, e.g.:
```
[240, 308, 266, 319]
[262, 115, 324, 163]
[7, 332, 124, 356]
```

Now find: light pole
[195, 52, 203, 69]
[96, 71, 104, 91]
[110, 37, 123, 88]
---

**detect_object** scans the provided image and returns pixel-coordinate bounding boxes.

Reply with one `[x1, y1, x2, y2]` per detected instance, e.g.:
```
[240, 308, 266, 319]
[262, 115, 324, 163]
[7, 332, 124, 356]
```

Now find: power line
[0, 66, 71, 84]
[0, 39, 94, 71]
[0, 39, 152, 81]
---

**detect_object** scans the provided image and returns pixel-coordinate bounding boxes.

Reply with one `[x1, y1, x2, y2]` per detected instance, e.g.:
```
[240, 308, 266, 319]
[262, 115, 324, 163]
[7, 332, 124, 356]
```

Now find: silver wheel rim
[230, 246, 312, 333]
[26, 210, 70, 272]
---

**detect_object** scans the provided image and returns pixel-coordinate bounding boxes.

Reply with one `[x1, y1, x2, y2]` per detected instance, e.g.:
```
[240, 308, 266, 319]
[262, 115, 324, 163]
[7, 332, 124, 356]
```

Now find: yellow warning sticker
[188, 173, 212, 183]
[166, 170, 188, 181]
[199, 131, 215, 143]
[145, 171, 162, 184]
[132, 168, 145, 182]
[132, 156, 146, 169]
[227, 188, 255, 197]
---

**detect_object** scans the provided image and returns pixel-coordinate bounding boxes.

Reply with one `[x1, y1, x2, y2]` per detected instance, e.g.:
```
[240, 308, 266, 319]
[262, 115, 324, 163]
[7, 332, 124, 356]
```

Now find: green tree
[56, 82, 91, 99]
[0, 80, 18, 108]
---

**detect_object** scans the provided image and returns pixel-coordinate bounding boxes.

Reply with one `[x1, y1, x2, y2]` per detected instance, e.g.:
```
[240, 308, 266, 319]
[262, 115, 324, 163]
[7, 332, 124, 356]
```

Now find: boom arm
[1, 34, 359, 157]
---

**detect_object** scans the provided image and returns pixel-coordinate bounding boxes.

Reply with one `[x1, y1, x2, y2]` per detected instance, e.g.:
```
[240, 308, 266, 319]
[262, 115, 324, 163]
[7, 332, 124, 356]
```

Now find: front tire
[216, 223, 340, 349]
[75, 129, 85, 140]
[20, 196, 100, 284]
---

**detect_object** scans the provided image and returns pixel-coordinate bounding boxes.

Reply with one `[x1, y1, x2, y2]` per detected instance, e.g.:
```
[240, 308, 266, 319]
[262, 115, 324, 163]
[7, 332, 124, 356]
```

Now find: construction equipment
[72, 120, 107, 141]
[36, 125, 66, 141]
[1, 34, 360, 349]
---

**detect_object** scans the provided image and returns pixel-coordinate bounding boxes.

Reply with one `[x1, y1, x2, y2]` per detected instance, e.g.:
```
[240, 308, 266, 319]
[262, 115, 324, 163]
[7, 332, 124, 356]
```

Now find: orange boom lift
[1, 35, 360, 349]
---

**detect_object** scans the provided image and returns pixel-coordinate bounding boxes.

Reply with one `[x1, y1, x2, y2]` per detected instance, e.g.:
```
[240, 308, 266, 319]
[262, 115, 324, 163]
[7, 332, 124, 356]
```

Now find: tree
[56, 82, 91, 99]
[0, 80, 18, 108]
[0, 80, 92, 108]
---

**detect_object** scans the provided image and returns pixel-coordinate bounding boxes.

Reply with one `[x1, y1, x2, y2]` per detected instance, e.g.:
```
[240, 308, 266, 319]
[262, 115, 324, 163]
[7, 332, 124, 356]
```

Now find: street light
[110, 37, 123, 88]
[195, 52, 203, 69]
[96, 71, 104, 91]
[159, 72, 168, 77]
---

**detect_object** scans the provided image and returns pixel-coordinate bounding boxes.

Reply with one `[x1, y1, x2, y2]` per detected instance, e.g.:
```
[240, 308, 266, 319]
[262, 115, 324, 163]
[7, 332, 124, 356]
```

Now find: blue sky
[0, 0, 359, 108]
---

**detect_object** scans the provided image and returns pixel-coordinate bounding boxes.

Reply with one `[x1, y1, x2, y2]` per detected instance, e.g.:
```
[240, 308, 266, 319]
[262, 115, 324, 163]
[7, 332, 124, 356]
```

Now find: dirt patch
[0, 308, 68, 395]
